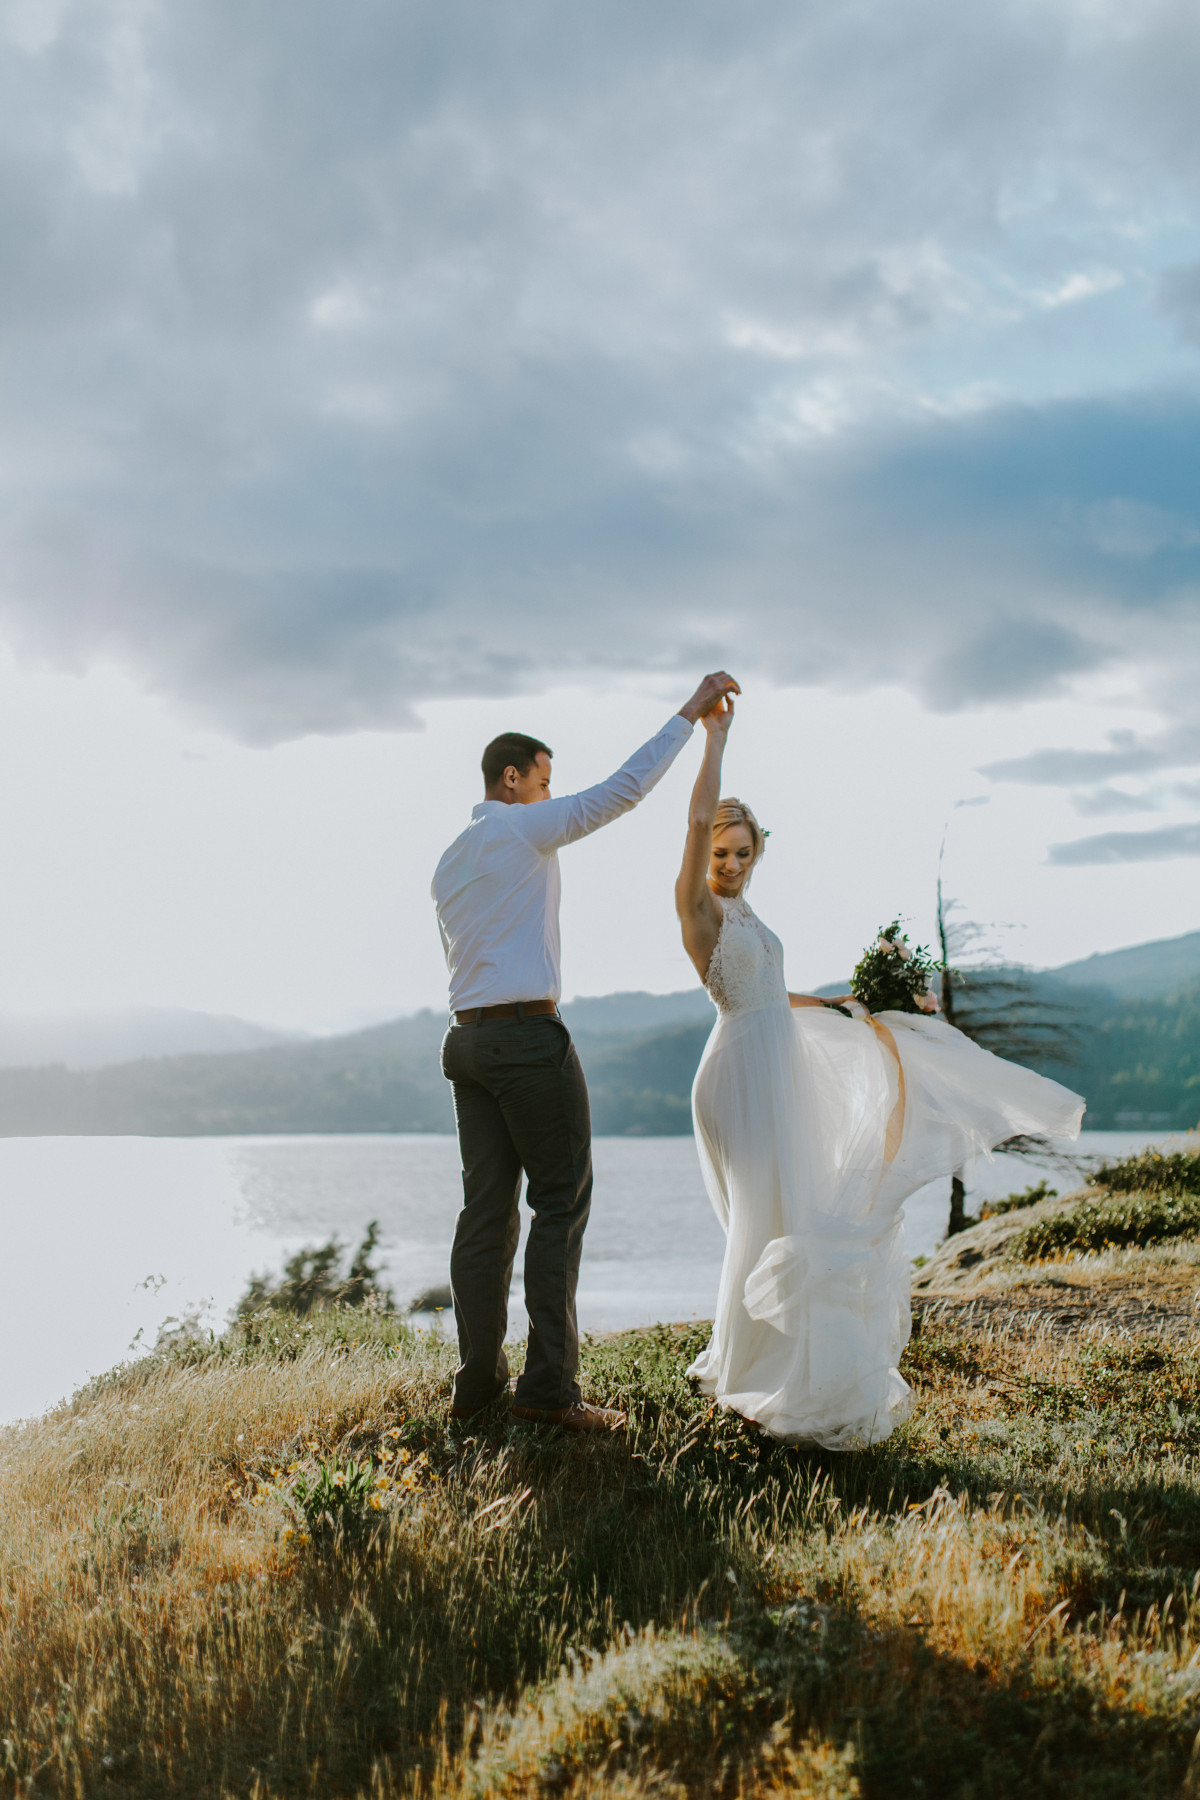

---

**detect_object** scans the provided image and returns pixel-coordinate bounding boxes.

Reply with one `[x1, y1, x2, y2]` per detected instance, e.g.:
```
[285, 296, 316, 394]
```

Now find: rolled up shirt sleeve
[513, 713, 695, 853]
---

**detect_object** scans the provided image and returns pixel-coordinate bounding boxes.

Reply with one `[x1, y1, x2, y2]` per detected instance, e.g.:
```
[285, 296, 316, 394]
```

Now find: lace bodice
[704, 896, 789, 1015]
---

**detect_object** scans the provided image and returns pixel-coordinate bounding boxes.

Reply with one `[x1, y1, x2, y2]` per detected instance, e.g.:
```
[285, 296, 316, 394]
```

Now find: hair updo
[712, 797, 768, 866]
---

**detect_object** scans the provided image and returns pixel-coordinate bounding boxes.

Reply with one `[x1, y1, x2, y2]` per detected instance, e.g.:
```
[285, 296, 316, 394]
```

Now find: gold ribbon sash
[863, 1014, 906, 1164]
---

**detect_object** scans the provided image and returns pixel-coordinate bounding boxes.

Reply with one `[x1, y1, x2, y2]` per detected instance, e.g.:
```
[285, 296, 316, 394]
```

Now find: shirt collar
[471, 800, 509, 819]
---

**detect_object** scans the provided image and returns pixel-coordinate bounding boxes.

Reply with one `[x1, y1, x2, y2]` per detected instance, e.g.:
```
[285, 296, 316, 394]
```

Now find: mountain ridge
[0, 1006, 304, 1071]
[1046, 930, 1200, 999]
[0, 929, 1194, 1136]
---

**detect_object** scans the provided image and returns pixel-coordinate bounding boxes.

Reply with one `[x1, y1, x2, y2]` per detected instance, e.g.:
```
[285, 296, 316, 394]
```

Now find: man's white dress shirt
[432, 714, 694, 1012]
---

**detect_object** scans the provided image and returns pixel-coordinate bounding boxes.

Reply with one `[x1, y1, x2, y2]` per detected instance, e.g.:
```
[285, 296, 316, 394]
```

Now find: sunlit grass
[2, 1297, 1200, 1795]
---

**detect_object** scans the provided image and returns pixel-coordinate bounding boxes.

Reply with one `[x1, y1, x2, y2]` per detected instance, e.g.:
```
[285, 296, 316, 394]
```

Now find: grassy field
[5, 1277, 1200, 1799]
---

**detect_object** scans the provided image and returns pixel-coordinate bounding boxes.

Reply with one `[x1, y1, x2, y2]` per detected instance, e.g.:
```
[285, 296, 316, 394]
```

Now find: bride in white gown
[675, 695, 1085, 1449]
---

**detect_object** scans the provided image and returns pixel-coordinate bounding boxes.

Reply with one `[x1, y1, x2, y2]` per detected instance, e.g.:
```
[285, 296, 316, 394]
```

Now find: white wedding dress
[687, 895, 1085, 1448]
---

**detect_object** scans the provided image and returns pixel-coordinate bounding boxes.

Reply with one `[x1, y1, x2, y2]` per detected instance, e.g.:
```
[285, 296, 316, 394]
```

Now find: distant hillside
[0, 932, 1197, 1136]
[560, 989, 714, 1038]
[0, 1006, 300, 1070]
[0, 1007, 710, 1138]
[0, 1021, 454, 1136]
[1053, 976, 1200, 1129]
[583, 1021, 713, 1134]
[1048, 931, 1200, 1000]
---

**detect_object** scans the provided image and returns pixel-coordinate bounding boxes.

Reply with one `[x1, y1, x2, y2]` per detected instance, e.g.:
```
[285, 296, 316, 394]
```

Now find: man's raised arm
[515, 672, 740, 852]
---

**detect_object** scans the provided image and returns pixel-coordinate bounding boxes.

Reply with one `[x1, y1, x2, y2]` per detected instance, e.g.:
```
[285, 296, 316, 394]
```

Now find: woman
[676, 694, 1084, 1448]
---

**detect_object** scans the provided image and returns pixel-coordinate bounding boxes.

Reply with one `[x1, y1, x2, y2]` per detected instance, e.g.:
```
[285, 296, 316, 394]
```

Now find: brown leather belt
[454, 999, 559, 1025]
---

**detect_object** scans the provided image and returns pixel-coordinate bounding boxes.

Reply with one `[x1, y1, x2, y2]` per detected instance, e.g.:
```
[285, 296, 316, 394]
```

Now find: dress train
[688, 896, 1084, 1448]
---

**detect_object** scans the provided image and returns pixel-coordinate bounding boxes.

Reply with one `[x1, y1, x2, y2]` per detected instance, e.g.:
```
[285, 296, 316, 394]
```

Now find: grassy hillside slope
[7, 1259, 1200, 1797]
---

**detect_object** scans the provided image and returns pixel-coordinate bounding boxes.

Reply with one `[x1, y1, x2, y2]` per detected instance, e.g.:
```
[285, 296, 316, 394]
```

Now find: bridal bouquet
[850, 920, 941, 1015]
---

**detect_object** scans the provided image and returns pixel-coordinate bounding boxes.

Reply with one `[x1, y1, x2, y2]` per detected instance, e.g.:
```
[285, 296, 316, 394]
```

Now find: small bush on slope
[1092, 1146, 1200, 1197]
[235, 1218, 395, 1318]
[1008, 1190, 1200, 1261]
[1005, 1143, 1200, 1261]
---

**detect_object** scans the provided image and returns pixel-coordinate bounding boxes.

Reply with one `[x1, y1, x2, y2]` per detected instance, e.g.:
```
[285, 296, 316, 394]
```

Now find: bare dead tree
[936, 844, 1079, 1237]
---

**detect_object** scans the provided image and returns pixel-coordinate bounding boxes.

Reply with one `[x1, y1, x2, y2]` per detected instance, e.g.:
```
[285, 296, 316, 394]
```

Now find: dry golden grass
[1003, 1236, 1200, 1278]
[3, 1291, 1200, 1797]
[0, 1327, 464, 1794]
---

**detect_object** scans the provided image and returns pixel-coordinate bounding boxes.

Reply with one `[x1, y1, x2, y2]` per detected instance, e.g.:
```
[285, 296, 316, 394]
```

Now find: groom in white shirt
[432, 671, 738, 1431]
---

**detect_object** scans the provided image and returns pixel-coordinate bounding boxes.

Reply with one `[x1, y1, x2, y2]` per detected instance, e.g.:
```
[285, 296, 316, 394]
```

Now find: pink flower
[915, 988, 939, 1013]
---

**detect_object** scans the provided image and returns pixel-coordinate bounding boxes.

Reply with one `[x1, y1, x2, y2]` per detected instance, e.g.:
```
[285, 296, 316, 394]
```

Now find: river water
[0, 1128, 1177, 1424]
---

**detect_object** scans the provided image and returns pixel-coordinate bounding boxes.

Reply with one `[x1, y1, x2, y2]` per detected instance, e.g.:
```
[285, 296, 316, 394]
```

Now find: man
[432, 671, 739, 1432]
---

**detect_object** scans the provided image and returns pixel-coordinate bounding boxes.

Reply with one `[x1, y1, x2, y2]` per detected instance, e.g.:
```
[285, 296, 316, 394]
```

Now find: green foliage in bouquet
[851, 919, 942, 1015]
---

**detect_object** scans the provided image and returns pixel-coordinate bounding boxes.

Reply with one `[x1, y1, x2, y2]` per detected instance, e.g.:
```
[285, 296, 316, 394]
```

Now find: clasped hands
[679, 671, 741, 729]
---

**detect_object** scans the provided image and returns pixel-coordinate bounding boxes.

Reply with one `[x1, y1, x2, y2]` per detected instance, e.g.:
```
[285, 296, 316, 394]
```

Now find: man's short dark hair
[481, 732, 553, 789]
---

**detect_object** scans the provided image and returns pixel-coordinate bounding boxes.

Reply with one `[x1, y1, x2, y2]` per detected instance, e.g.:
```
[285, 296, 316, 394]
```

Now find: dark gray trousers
[441, 1015, 593, 1411]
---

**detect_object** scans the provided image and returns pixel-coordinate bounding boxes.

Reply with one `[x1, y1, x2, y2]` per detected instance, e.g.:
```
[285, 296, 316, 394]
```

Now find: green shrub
[236, 1220, 395, 1319]
[284, 1456, 381, 1541]
[1092, 1146, 1200, 1196]
[901, 1326, 981, 1379]
[1007, 1189, 1200, 1262]
[980, 1179, 1058, 1220]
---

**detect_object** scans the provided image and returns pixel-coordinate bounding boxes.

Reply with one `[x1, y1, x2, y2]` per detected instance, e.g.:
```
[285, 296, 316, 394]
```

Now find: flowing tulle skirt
[688, 1003, 1084, 1448]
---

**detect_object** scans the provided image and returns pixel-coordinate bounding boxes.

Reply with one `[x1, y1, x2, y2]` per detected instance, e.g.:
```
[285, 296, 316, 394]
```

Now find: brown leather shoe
[511, 1400, 626, 1433]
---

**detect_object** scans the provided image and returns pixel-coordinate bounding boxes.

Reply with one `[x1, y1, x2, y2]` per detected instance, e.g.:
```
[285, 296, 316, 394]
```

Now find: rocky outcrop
[911, 1186, 1102, 1293]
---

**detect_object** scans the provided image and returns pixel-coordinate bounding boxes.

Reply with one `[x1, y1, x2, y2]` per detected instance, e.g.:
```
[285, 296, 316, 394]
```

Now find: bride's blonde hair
[713, 797, 767, 866]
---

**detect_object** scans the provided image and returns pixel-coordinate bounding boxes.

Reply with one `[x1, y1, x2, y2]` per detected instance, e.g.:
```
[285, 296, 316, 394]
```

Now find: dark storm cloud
[1047, 822, 1200, 865]
[4, 0, 1200, 738]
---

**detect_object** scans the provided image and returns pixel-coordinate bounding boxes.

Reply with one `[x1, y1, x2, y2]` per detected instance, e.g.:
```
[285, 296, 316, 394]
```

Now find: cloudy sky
[1, 0, 1198, 1030]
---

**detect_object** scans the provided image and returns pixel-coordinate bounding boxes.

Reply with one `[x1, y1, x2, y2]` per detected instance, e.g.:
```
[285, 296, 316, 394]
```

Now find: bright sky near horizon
[1, 0, 1199, 1031]
[0, 651, 1194, 1030]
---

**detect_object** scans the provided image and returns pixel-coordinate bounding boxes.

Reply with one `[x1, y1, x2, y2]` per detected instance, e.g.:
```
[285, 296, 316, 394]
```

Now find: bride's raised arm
[674, 695, 733, 980]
